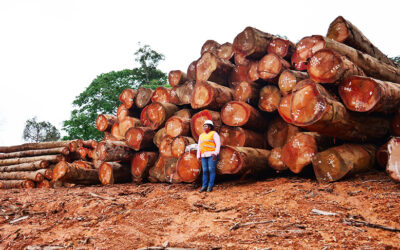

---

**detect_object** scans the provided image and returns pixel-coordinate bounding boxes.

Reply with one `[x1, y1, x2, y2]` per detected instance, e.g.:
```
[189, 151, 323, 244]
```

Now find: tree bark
[0, 160, 48, 172]
[387, 137, 400, 182]
[278, 70, 308, 95]
[168, 70, 188, 87]
[233, 27, 275, 60]
[221, 101, 268, 131]
[339, 76, 400, 113]
[159, 136, 174, 158]
[190, 110, 222, 142]
[217, 146, 271, 175]
[258, 53, 291, 80]
[290, 79, 390, 142]
[125, 126, 155, 151]
[312, 144, 376, 183]
[164, 157, 181, 183]
[153, 128, 167, 148]
[119, 88, 138, 109]
[196, 52, 234, 85]
[327, 16, 398, 67]
[52, 161, 99, 184]
[266, 116, 300, 148]
[119, 116, 141, 137]
[0, 155, 64, 166]
[96, 114, 117, 132]
[135, 87, 154, 108]
[176, 150, 201, 183]
[170, 80, 195, 105]
[187, 60, 197, 81]
[267, 147, 288, 172]
[0, 140, 74, 153]
[217, 42, 234, 61]
[233, 81, 260, 105]
[140, 102, 179, 130]
[191, 81, 233, 110]
[165, 116, 190, 138]
[0, 180, 35, 189]
[0, 169, 46, 182]
[99, 162, 131, 185]
[151, 86, 171, 104]
[96, 140, 133, 162]
[201, 40, 220, 55]
[258, 85, 281, 112]
[171, 136, 196, 158]
[131, 151, 158, 183]
[219, 125, 267, 149]
[308, 48, 365, 84]
[0, 147, 69, 159]
[267, 37, 296, 60]
[278, 94, 293, 123]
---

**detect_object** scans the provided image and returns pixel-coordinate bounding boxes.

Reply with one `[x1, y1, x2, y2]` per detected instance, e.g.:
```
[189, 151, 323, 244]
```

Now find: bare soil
[1, 171, 400, 249]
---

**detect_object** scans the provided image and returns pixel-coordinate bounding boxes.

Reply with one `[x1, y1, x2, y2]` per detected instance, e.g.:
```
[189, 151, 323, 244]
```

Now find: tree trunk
[0, 155, 64, 166]
[171, 136, 196, 158]
[387, 137, 400, 182]
[233, 27, 275, 60]
[0, 160, 48, 172]
[151, 86, 171, 104]
[176, 151, 201, 183]
[119, 88, 138, 109]
[291, 35, 325, 71]
[165, 116, 190, 138]
[221, 101, 268, 131]
[190, 110, 222, 141]
[125, 126, 155, 151]
[140, 102, 179, 130]
[52, 161, 99, 184]
[191, 81, 233, 110]
[339, 76, 400, 113]
[219, 125, 267, 149]
[201, 40, 220, 55]
[187, 60, 197, 81]
[233, 81, 260, 106]
[111, 123, 125, 141]
[164, 157, 181, 183]
[159, 136, 174, 158]
[0, 147, 69, 159]
[37, 180, 51, 188]
[0, 140, 74, 153]
[0, 180, 35, 189]
[327, 16, 398, 67]
[135, 87, 154, 108]
[118, 116, 141, 137]
[312, 144, 376, 183]
[99, 162, 131, 185]
[148, 156, 167, 182]
[278, 70, 308, 95]
[0, 169, 46, 182]
[308, 48, 365, 84]
[95, 114, 117, 132]
[96, 140, 133, 162]
[217, 42, 234, 61]
[258, 53, 291, 80]
[196, 52, 234, 85]
[258, 85, 281, 112]
[217, 146, 271, 175]
[153, 128, 167, 148]
[278, 94, 293, 123]
[267, 147, 288, 172]
[290, 79, 390, 142]
[266, 116, 300, 148]
[131, 151, 158, 182]
[267, 37, 296, 60]
[170, 80, 195, 105]
[168, 70, 188, 87]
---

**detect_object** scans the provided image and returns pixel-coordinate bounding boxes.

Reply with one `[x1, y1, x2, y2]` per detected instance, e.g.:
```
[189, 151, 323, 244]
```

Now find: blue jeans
[201, 156, 218, 188]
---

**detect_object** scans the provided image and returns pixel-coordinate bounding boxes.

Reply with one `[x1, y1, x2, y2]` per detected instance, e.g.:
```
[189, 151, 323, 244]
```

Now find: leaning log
[0, 140, 74, 153]
[267, 147, 288, 172]
[196, 52, 233, 85]
[0, 147, 69, 159]
[131, 151, 158, 183]
[177, 151, 201, 183]
[221, 101, 268, 131]
[312, 144, 376, 183]
[96, 141, 133, 162]
[168, 70, 188, 87]
[258, 85, 281, 112]
[125, 127, 155, 151]
[171, 136, 196, 158]
[190, 110, 222, 141]
[99, 162, 131, 185]
[219, 125, 267, 149]
[258, 53, 291, 80]
[267, 37, 295, 60]
[233, 81, 260, 106]
[119, 88, 138, 109]
[0, 155, 64, 166]
[266, 116, 300, 148]
[278, 70, 308, 95]
[191, 81, 233, 110]
[52, 161, 99, 184]
[387, 137, 400, 182]
[135, 87, 154, 108]
[0, 160, 48, 172]
[233, 27, 275, 60]
[151, 86, 171, 104]
[0, 169, 46, 182]
[0, 180, 35, 189]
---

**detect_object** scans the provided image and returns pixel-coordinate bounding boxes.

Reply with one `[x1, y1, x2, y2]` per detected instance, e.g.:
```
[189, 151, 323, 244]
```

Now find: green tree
[23, 117, 61, 142]
[62, 44, 168, 140]
[391, 56, 400, 67]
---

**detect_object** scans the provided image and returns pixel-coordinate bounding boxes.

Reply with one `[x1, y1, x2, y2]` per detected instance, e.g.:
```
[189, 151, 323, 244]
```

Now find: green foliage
[62, 44, 168, 140]
[391, 56, 400, 67]
[23, 117, 60, 142]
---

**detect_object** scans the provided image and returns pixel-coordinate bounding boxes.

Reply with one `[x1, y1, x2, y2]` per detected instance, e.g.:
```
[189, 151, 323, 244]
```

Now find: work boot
[207, 187, 213, 192]
[199, 186, 207, 193]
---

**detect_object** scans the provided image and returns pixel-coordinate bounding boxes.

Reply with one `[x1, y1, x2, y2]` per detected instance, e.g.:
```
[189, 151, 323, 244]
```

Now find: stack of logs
[0, 140, 98, 189]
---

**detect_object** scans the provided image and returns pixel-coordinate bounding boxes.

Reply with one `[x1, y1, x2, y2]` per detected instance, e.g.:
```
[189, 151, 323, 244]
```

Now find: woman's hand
[212, 154, 217, 161]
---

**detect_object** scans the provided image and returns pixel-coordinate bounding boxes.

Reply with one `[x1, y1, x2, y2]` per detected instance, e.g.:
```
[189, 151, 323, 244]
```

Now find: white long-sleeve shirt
[196, 132, 221, 159]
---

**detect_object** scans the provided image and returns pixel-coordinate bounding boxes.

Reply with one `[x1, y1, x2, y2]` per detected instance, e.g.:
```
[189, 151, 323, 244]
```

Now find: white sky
[0, 0, 399, 146]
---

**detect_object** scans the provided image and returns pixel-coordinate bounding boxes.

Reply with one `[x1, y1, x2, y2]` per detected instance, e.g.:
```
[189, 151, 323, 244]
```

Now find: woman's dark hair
[208, 124, 214, 130]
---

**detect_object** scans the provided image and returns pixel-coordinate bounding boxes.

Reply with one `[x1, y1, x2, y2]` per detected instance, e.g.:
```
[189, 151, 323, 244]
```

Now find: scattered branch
[230, 220, 276, 231]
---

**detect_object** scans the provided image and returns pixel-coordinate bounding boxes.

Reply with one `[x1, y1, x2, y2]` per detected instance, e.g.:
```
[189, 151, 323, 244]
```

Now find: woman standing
[197, 120, 221, 192]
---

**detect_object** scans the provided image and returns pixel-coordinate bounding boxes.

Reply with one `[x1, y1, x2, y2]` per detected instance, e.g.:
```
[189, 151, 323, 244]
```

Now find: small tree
[23, 117, 61, 142]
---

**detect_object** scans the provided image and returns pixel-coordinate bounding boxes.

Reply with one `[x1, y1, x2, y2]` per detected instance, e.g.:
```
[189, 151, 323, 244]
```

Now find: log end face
[387, 138, 400, 182]
[99, 162, 114, 185]
[217, 146, 242, 175]
[221, 102, 249, 127]
[131, 152, 149, 180]
[96, 114, 107, 132]
[278, 94, 293, 123]
[191, 81, 213, 109]
[177, 151, 201, 183]
[165, 117, 183, 138]
[171, 137, 186, 158]
[233, 27, 255, 56]
[268, 147, 288, 171]
[146, 103, 165, 130]
[278, 70, 297, 94]
[196, 53, 217, 82]
[326, 16, 349, 43]
[258, 53, 282, 79]
[52, 161, 69, 181]
[308, 49, 343, 83]
[125, 127, 143, 151]
[292, 35, 325, 71]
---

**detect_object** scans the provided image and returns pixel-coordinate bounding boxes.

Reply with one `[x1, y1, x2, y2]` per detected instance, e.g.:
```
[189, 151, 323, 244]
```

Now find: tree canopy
[23, 117, 61, 142]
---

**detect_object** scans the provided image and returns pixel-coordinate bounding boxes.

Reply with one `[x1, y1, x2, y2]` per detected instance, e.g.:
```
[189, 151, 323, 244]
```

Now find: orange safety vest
[199, 131, 216, 154]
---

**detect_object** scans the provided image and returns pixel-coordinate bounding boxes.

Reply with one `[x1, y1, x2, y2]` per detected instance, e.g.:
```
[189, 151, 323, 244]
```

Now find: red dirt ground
[1, 171, 400, 249]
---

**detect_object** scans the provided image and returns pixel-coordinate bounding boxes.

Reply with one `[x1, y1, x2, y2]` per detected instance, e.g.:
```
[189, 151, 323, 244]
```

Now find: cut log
[135, 87, 154, 108]
[140, 102, 179, 130]
[0, 140, 74, 153]
[116, 104, 138, 123]
[153, 128, 167, 148]
[165, 116, 190, 138]
[233, 27, 275, 60]
[0, 147, 69, 159]
[96, 141, 133, 162]
[234, 53, 250, 66]
[0, 169, 46, 182]
[267, 37, 295, 60]
[82, 140, 97, 149]
[77, 147, 89, 159]
[219, 125, 267, 149]
[164, 157, 181, 183]
[159, 136, 174, 158]
[44, 167, 53, 180]
[258, 53, 291, 80]
[0, 160, 48, 172]
[266, 116, 300, 148]
[0, 180, 35, 189]
[233, 81, 261, 105]
[392, 111, 400, 136]
[217, 146, 271, 175]
[0, 155, 64, 166]
[258, 85, 281, 112]
[38, 180, 51, 188]
[267, 147, 288, 172]
[177, 151, 201, 183]
[68, 140, 79, 153]
[119, 116, 141, 137]
[190, 110, 222, 141]
[196, 52, 234, 85]
[312, 144, 376, 183]
[308, 48, 365, 84]
[221, 101, 268, 131]
[99, 162, 131, 185]
[148, 156, 167, 182]
[111, 123, 124, 141]
[174, 108, 193, 120]
[327, 16, 398, 67]
[191, 81, 233, 110]
[151, 86, 171, 104]
[131, 151, 158, 182]
[187, 60, 197, 81]
[278, 94, 293, 123]
[217, 42, 234, 61]
[387, 137, 400, 182]
[230, 65, 251, 83]
[339, 76, 400, 113]
[168, 70, 188, 88]
[125, 126, 155, 151]
[278, 70, 308, 95]
[52, 161, 99, 184]
[376, 143, 389, 169]
[290, 79, 390, 142]
[201, 40, 220, 55]
[291, 35, 325, 71]
[119, 88, 138, 109]
[247, 61, 262, 83]
[170, 80, 195, 105]
[171, 136, 196, 158]
[73, 160, 93, 170]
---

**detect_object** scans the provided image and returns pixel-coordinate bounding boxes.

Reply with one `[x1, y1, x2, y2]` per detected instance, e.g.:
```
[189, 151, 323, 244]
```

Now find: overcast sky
[0, 0, 399, 146]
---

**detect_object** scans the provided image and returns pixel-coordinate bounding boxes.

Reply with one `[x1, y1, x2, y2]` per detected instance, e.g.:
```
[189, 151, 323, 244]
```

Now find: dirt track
[1, 171, 400, 249]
